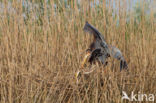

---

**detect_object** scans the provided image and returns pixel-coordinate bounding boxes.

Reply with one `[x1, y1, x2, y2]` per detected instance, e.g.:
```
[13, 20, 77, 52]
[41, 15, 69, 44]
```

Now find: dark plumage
[83, 22, 128, 71]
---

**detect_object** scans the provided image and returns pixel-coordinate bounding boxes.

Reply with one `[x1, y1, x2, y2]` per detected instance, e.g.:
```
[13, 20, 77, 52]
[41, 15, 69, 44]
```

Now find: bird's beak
[75, 70, 80, 82]
[81, 52, 91, 68]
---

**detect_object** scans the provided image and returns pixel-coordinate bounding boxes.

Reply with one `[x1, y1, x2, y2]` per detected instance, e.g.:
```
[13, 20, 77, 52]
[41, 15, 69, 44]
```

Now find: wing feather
[83, 21, 108, 50]
[83, 21, 104, 41]
[108, 45, 128, 70]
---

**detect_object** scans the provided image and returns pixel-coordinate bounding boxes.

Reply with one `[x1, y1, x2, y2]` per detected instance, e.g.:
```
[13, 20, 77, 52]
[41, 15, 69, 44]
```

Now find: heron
[76, 22, 128, 81]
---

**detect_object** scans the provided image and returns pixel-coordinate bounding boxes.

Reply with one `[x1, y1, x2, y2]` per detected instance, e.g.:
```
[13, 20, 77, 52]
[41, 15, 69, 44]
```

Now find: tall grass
[0, 0, 156, 103]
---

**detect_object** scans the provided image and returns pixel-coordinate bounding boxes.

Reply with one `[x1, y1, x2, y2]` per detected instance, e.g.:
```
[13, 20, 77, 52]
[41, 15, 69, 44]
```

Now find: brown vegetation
[0, 0, 156, 103]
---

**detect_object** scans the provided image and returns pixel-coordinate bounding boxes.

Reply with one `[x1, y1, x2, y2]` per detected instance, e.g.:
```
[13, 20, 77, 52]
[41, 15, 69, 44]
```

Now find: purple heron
[76, 22, 128, 82]
[81, 22, 128, 71]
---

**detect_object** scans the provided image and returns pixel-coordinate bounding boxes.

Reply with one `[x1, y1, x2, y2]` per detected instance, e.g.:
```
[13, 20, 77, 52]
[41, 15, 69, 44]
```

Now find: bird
[75, 22, 128, 83]
[81, 21, 128, 71]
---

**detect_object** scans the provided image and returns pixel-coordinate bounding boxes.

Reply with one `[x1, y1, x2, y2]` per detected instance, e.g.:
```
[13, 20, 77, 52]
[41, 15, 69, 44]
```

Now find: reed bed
[0, 0, 156, 103]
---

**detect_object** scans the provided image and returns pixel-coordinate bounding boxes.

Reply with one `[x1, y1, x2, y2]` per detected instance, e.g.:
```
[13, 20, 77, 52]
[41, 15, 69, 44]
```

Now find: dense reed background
[0, 0, 156, 103]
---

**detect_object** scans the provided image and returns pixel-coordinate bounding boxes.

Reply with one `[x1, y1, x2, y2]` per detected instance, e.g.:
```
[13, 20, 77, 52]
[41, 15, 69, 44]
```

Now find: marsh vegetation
[0, 0, 156, 103]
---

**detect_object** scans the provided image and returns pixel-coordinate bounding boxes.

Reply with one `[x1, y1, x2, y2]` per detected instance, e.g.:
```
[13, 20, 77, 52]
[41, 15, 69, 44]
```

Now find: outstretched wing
[83, 21, 104, 41]
[83, 21, 108, 49]
[108, 45, 128, 71]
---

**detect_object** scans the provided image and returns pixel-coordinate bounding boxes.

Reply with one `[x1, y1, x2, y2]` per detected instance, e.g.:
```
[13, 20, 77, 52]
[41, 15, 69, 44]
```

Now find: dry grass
[0, 0, 156, 103]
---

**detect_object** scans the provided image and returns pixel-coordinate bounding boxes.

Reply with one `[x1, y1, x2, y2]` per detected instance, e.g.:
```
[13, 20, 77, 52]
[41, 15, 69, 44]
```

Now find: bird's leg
[81, 52, 91, 69]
